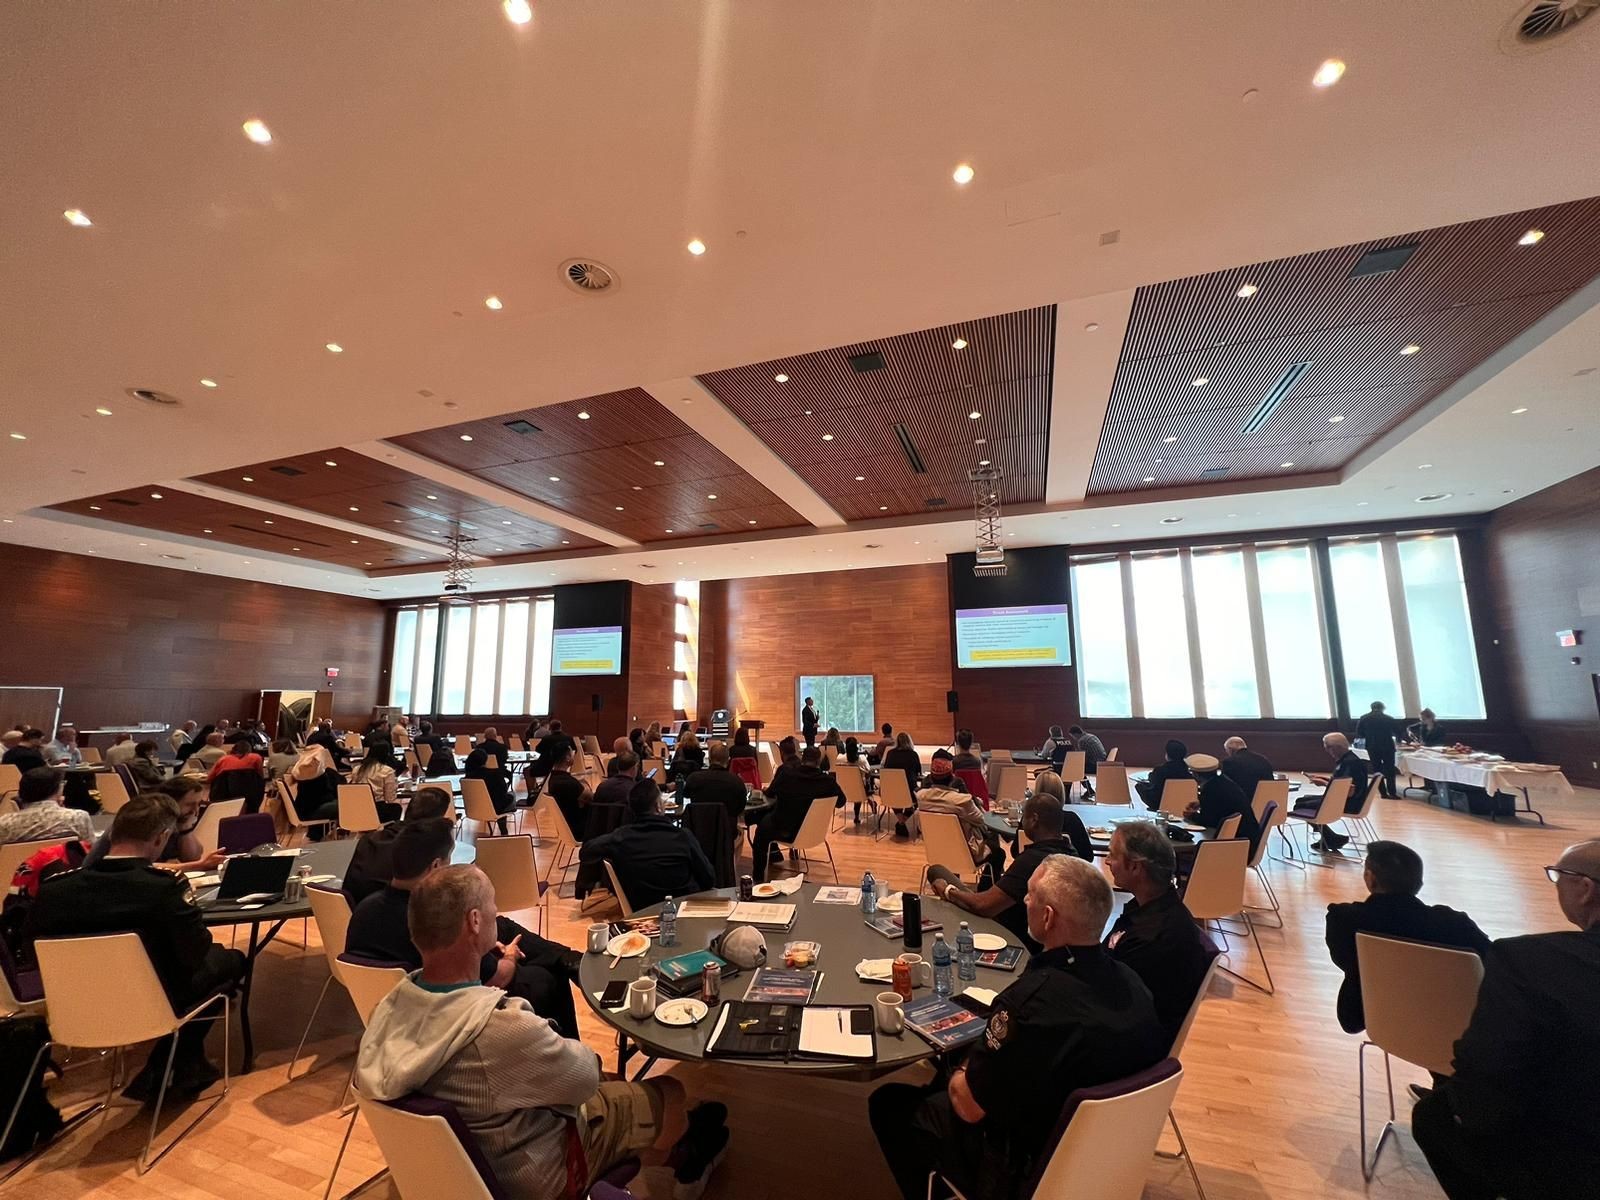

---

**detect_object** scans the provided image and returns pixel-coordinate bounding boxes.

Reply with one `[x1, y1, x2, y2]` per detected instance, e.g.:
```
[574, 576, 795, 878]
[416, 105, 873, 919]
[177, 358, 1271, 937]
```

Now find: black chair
[682, 802, 736, 889]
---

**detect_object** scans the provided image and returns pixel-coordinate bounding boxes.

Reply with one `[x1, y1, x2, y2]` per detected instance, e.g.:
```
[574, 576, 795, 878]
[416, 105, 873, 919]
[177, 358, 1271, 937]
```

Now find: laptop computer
[202, 854, 297, 908]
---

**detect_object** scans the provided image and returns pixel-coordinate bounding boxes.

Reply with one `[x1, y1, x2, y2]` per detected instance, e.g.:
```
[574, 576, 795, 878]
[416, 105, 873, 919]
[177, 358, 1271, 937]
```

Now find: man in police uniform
[869, 855, 1168, 1200]
[25, 794, 245, 1101]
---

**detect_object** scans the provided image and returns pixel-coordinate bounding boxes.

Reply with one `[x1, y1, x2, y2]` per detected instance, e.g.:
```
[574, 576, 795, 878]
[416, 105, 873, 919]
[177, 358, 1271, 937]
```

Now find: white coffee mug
[874, 991, 905, 1034]
[586, 923, 610, 954]
[628, 976, 657, 1020]
[896, 953, 932, 989]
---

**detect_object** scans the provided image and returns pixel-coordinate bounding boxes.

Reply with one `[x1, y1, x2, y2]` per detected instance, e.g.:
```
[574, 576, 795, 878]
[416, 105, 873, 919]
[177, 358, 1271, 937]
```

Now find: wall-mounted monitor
[551, 625, 623, 676]
[955, 604, 1072, 669]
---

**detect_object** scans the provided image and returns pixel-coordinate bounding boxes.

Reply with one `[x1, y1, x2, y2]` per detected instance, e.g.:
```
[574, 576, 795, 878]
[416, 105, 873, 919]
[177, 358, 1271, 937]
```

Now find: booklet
[975, 945, 1023, 972]
[902, 994, 991, 1052]
[813, 885, 862, 905]
[743, 967, 821, 1004]
[677, 898, 737, 920]
[728, 901, 798, 930]
[864, 912, 943, 939]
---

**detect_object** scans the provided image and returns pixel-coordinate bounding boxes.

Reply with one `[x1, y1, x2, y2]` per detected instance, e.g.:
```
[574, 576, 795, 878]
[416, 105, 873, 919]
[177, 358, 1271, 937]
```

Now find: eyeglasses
[1544, 866, 1600, 884]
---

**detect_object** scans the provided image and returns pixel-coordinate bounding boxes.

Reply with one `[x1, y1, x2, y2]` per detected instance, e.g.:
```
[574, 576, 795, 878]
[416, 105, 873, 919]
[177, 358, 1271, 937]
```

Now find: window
[413, 607, 439, 715]
[389, 609, 418, 713]
[467, 603, 501, 715]
[1071, 558, 1132, 717]
[1130, 553, 1194, 718]
[439, 605, 472, 714]
[1397, 536, 1485, 719]
[530, 597, 554, 714]
[797, 674, 875, 733]
[1329, 539, 1404, 715]
[499, 601, 529, 714]
[1191, 550, 1259, 718]
[387, 595, 553, 717]
[1256, 545, 1332, 718]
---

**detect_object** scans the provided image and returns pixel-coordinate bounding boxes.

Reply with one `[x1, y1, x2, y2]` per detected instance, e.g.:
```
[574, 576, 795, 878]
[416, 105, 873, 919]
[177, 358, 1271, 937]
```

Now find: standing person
[1221, 737, 1276, 802]
[1411, 841, 1600, 1200]
[1296, 733, 1369, 852]
[1356, 701, 1403, 798]
[800, 697, 820, 749]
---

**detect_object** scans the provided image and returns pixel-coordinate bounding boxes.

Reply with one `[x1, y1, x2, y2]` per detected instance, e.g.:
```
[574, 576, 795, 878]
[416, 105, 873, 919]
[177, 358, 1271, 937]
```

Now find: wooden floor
[15, 774, 1595, 1200]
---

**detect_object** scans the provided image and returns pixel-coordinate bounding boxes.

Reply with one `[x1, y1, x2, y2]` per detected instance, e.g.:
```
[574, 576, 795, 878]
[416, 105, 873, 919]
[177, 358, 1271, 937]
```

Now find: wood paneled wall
[1484, 465, 1600, 785]
[628, 583, 677, 730]
[0, 544, 386, 735]
[701, 563, 954, 744]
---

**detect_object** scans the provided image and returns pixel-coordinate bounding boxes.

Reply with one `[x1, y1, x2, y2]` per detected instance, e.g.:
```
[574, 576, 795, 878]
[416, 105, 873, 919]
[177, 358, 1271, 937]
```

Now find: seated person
[629, 726, 651, 761]
[413, 720, 458, 777]
[1296, 732, 1369, 851]
[870, 722, 895, 765]
[1220, 736, 1276, 801]
[465, 741, 516, 836]
[84, 776, 227, 874]
[531, 720, 577, 781]
[125, 739, 168, 791]
[929, 791, 1092, 955]
[1068, 725, 1107, 784]
[346, 819, 582, 1039]
[188, 731, 229, 774]
[350, 744, 403, 823]
[26, 794, 246, 1101]
[1135, 739, 1192, 810]
[1040, 724, 1067, 761]
[356, 866, 730, 1199]
[44, 726, 83, 766]
[669, 731, 705, 780]
[751, 747, 843, 882]
[683, 742, 747, 827]
[542, 745, 591, 841]
[1407, 707, 1449, 747]
[286, 748, 345, 837]
[343, 785, 455, 903]
[913, 751, 1000, 872]
[609, 736, 633, 770]
[477, 726, 511, 768]
[1028, 773, 1095, 859]
[307, 721, 350, 771]
[594, 749, 640, 808]
[208, 736, 265, 781]
[168, 721, 198, 757]
[1324, 840, 1490, 1034]
[105, 733, 138, 766]
[0, 767, 95, 846]
[870, 856, 1167, 1200]
[171, 723, 215, 770]
[265, 738, 300, 781]
[768, 735, 801, 790]
[880, 733, 923, 838]
[1184, 754, 1263, 856]
[1412, 839, 1600, 1200]
[1104, 822, 1218, 1043]
[3, 729, 49, 774]
[728, 726, 758, 761]
[950, 729, 982, 773]
[579, 779, 715, 910]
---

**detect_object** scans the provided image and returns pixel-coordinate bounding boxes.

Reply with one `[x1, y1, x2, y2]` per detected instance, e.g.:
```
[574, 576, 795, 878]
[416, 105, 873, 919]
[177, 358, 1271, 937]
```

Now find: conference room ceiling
[4, 3, 1600, 597]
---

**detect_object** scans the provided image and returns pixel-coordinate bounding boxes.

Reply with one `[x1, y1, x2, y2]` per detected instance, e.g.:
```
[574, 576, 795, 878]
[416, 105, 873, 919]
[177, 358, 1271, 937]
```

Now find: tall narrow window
[1071, 559, 1132, 718]
[468, 603, 501, 714]
[499, 601, 530, 714]
[1130, 553, 1195, 718]
[1397, 536, 1485, 719]
[439, 605, 472, 715]
[1191, 549, 1260, 718]
[413, 606, 439, 714]
[1255, 545, 1332, 717]
[529, 596, 554, 714]
[1329, 539, 1404, 714]
[389, 609, 418, 711]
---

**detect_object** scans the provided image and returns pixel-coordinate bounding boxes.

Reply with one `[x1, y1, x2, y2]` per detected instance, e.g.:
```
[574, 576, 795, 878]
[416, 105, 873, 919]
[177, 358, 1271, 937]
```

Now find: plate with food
[1087, 826, 1113, 839]
[606, 931, 651, 959]
[751, 882, 781, 898]
[971, 933, 1007, 952]
[855, 958, 895, 982]
[654, 998, 708, 1027]
[876, 891, 904, 913]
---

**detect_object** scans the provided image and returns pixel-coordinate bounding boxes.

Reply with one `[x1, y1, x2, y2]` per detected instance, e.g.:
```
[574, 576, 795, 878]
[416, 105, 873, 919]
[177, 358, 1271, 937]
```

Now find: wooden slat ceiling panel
[1090, 197, 1600, 497]
[699, 306, 1054, 517]
[390, 389, 810, 542]
[45, 489, 445, 569]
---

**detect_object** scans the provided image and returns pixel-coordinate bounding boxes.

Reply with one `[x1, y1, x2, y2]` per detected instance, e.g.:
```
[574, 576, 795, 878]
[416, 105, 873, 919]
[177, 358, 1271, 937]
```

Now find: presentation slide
[551, 626, 623, 676]
[955, 604, 1072, 669]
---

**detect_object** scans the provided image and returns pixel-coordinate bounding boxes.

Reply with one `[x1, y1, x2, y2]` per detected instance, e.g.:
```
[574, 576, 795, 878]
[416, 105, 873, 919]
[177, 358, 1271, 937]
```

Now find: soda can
[891, 957, 913, 1001]
[702, 961, 722, 1005]
[738, 874, 754, 901]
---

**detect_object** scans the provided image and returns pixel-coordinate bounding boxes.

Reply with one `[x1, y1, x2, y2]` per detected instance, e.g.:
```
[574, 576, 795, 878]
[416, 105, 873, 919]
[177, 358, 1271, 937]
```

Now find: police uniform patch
[984, 1010, 1010, 1050]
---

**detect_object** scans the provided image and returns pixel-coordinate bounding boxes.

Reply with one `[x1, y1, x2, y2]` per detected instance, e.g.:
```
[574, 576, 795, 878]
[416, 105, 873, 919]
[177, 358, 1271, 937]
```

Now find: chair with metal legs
[1243, 802, 1285, 927]
[1285, 778, 1353, 867]
[1183, 839, 1274, 994]
[1154, 956, 1222, 1198]
[287, 884, 354, 1079]
[321, 957, 409, 1200]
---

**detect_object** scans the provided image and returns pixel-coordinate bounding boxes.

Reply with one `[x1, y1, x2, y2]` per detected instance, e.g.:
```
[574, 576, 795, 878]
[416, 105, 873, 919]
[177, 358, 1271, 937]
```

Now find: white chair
[532, 791, 581, 892]
[993, 764, 1028, 808]
[1286, 777, 1353, 866]
[1184, 838, 1273, 994]
[1347, 776, 1383, 852]
[1216, 813, 1243, 840]
[473, 834, 546, 927]
[193, 799, 245, 856]
[876, 768, 917, 838]
[1158, 777, 1197, 818]
[343, 732, 364, 754]
[1059, 751, 1087, 793]
[1354, 933, 1486, 1179]
[322, 960, 409, 1200]
[775, 797, 839, 883]
[918, 811, 984, 890]
[95, 767, 135, 815]
[1158, 956, 1223, 1198]
[461, 777, 504, 836]
[582, 734, 604, 763]
[1249, 779, 1299, 869]
[275, 779, 335, 846]
[0, 836, 75, 894]
[0, 762, 22, 802]
[25, 933, 230, 1172]
[834, 763, 874, 830]
[1092, 762, 1132, 806]
[756, 747, 776, 787]
[1106, 746, 1119, 762]
[1245, 801, 1286, 927]
[355, 1091, 501, 1200]
[337, 784, 384, 834]
[603, 859, 635, 918]
[79, 745, 104, 765]
[453, 734, 473, 757]
[415, 741, 434, 771]
[640, 756, 665, 782]
[288, 884, 353, 1079]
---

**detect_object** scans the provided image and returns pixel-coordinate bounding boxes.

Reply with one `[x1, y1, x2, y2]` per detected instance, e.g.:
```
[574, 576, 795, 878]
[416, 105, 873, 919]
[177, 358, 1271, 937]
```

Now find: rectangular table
[1395, 751, 1571, 824]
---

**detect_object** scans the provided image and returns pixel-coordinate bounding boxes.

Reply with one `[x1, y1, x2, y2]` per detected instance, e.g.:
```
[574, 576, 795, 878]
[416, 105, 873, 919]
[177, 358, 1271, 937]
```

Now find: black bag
[0, 1015, 62, 1162]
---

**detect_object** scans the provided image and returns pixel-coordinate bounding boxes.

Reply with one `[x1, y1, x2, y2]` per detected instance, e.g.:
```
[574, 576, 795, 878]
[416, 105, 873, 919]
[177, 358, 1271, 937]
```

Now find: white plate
[855, 958, 896, 982]
[306, 874, 339, 884]
[971, 933, 1006, 952]
[876, 892, 904, 913]
[606, 932, 651, 958]
[751, 882, 780, 898]
[654, 998, 708, 1026]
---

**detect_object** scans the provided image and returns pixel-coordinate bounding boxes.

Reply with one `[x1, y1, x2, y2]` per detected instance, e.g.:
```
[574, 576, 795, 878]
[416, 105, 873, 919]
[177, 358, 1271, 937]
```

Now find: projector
[973, 544, 1006, 577]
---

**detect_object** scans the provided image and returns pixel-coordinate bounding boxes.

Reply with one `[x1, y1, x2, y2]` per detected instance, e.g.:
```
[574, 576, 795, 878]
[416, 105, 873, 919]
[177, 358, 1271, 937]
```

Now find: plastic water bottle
[932, 933, 953, 997]
[956, 921, 977, 982]
[861, 870, 877, 914]
[660, 896, 678, 947]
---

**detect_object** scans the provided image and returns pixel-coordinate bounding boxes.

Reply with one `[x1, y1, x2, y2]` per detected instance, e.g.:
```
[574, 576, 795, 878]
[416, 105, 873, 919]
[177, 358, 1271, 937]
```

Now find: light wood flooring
[12, 775, 1595, 1200]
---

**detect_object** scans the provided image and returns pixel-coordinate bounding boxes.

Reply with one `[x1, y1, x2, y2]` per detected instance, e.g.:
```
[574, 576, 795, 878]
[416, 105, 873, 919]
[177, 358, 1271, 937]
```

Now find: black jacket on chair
[681, 802, 737, 889]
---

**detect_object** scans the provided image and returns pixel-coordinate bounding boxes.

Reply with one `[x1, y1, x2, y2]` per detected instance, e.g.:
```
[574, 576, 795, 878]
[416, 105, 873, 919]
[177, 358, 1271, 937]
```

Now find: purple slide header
[557, 625, 622, 635]
[956, 604, 1068, 619]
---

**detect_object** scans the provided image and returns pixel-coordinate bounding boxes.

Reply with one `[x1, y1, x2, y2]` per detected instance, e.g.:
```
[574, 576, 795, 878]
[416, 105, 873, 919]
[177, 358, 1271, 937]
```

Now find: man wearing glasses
[1411, 839, 1600, 1200]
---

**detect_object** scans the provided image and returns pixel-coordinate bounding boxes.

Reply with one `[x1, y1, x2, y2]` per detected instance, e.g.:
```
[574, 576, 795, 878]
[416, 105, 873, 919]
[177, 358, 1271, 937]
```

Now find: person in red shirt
[207, 737, 265, 781]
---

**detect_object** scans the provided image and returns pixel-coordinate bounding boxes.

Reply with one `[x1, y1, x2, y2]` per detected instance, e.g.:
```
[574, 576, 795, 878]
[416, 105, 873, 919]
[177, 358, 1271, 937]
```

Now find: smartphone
[600, 980, 629, 1009]
[645, 767, 659, 780]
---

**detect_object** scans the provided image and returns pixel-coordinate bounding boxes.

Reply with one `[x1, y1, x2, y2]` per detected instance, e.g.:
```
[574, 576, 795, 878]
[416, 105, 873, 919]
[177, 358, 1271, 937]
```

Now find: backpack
[0, 1015, 61, 1162]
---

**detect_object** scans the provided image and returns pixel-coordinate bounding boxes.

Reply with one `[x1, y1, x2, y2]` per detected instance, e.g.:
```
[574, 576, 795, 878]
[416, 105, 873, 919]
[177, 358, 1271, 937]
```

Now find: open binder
[704, 1001, 877, 1063]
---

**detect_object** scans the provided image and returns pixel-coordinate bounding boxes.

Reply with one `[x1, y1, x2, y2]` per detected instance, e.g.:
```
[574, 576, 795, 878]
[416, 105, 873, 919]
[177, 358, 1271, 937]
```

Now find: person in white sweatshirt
[356, 865, 730, 1199]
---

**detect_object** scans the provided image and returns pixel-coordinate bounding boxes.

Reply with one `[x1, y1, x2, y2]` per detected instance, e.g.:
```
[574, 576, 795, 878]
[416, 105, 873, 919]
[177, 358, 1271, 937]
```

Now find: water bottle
[932, 934, 953, 998]
[861, 869, 877, 914]
[660, 896, 678, 947]
[956, 921, 977, 982]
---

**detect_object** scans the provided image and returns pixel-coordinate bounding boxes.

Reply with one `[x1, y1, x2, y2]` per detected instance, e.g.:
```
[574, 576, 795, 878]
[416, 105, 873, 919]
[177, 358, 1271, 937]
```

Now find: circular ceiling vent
[560, 258, 618, 295]
[125, 386, 182, 407]
[1415, 492, 1455, 503]
[1518, 0, 1598, 40]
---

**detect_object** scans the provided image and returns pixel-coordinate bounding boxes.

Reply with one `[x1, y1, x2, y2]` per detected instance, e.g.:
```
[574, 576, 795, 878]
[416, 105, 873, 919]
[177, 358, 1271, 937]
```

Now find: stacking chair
[1158, 777, 1197, 818]
[756, 747, 776, 787]
[0, 762, 21, 804]
[1245, 801, 1285, 926]
[1216, 813, 1243, 840]
[95, 767, 135, 815]
[343, 732, 364, 755]
[24, 933, 230, 1173]
[931, 1060, 1184, 1200]
[0, 837, 74, 894]
[453, 734, 472, 757]
[918, 811, 985, 891]
[1093, 762, 1132, 806]
[415, 740, 434, 771]
[1156, 957, 1223, 1199]
[1059, 751, 1087, 796]
[288, 884, 353, 1079]
[640, 757, 665, 782]
[994, 764, 1029, 809]
[461, 777, 505, 837]
[532, 791, 581, 893]
[603, 859, 636, 918]
[1184, 838, 1273, 994]
[276, 778, 335, 846]
[473, 834, 547, 929]
[79, 745, 104, 765]
[1286, 777, 1353, 866]
[582, 734, 604, 763]
[876, 768, 917, 838]
[834, 763, 874, 829]
[219, 812, 278, 855]
[1249, 779, 1296, 865]
[337, 784, 384, 834]
[774, 797, 839, 883]
[1354, 933, 1485, 1179]
[403, 748, 421, 776]
[1106, 746, 1119, 762]
[1347, 776, 1383, 853]
[322, 958, 409, 1200]
[192, 798, 245, 856]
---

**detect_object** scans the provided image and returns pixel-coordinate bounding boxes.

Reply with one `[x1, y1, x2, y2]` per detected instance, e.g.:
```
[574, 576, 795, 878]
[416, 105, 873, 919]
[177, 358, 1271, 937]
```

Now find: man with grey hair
[357, 865, 731, 1200]
[1221, 736, 1276, 801]
[870, 855, 1166, 1200]
[168, 720, 197, 756]
[1412, 840, 1600, 1199]
[1295, 731, 1369, 852]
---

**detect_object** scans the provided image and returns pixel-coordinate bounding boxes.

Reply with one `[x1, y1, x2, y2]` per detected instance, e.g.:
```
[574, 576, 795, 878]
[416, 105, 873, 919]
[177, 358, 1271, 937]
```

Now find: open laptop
[200, 854, 297, 909]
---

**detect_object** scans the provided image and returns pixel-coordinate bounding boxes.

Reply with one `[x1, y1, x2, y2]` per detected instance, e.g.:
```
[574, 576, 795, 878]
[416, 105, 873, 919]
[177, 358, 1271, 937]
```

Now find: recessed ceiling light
[1511, 407, 1528, 414]
[1518, 228, 1545, 246]
[952, 163, 975, 185]
[425, 494, 437, 500]
[1328, 414, 1345, 423]
[263, 519, 274, 524]
[1084, 322, 1100, 332]
[459, 434, 474, 441]
[63, 208, 93, 227]
[149, 492, 163, 500]
[95, 407, 113, 416]
[350, 539, 359, 545]
[1312, 58, 1346, 88]
[548, 475, 561, 482]
[364, 561, 373, 566]
[974, 438, 987, 446]
[1111, 523, 1121, 528]
[978, 459, 991, 466]
[1152, 458, 1162, 465]
[1280, 462, 1295, 469]
[242, 118, 273, 145]
[774, 374, 789, 383]
[325, 342, 343, 354]
[501, 519, 512, 525]
[577, 411, 590, 420]
[199, 378, 218, 388]
[1163, 435, 1177, 443]
[1418, 463, 1432, 469]
[822, 433, 834, 441]
[561, 539, 570, 545]
[1415, 493, 1453, 504]
[614, 505, 624, 511]
[89, 504, 101, 511]
[502, 0, 532, 24]
[202, 527, 212, 533]
[242, 475, 253, 482]
[1191, 377, 1208, 387]
[1356, 501, 1369, 507]
[706, 493, 718, 500]
[952, 337, 968, 350]
[879, 505, 889, 511]
[855, 475, 866, 481]
[686, 239, 706, 256]
[138, 542, 147, 548]
[7, 433, 25, 441]
[484, 295, 503, 310]
[665, 528, 674, 534]
[1401, 344, 1420, 355]
[349, 505, 360, 511]
[1236, 283, 1258, 298]
[968, 411, 981, 420]
[324, 460, 338, 467]
[1142, 476, 1155, 483]
[292, 547, 300, 552]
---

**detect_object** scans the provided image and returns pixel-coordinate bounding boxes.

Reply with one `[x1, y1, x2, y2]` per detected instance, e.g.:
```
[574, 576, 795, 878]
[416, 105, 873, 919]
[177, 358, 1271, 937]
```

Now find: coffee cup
[874, 991, 905, 1034]
[896, 953, 931, 989]
[628, 977, 657, 1020]
[587, 923, 610, 954]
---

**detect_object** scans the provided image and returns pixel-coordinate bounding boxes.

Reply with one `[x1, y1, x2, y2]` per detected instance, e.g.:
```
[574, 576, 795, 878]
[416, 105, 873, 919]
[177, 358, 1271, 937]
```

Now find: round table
[578, 880, 1018, 1080]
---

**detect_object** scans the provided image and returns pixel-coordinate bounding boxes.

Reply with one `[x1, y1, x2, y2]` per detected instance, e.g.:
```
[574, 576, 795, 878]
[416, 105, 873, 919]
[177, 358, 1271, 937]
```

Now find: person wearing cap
[1184, 753, 1262, 857]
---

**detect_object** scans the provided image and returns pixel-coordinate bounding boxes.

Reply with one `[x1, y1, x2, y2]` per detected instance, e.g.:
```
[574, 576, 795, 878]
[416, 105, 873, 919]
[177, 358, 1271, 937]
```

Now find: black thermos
[902, 892, 923, 949]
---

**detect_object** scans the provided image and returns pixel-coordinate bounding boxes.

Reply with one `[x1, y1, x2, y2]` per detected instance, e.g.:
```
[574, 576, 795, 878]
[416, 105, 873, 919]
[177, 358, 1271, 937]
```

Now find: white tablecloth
[1396, 751, 1574, 798]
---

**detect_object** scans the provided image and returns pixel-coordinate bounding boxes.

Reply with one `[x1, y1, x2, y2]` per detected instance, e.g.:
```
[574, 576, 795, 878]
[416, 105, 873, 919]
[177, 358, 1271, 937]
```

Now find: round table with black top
[577, 880, 1018, 1081]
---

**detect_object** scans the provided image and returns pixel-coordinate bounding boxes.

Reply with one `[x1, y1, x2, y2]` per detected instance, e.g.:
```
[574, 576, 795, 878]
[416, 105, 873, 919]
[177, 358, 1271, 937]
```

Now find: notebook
[705, 1001, 875, 1062]
[864, 913, 943, 939]
[728, 901, 797, 930]
[975, 945, 1024, 972]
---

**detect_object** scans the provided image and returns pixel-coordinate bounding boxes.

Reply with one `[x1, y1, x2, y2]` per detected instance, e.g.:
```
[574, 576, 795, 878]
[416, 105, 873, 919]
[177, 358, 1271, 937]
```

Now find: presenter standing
[801, 696, 820, 749]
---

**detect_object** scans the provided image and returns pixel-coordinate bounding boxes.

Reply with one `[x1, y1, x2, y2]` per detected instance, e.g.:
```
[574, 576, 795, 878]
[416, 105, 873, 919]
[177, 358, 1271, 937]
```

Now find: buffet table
[1395, 750, 1572, 824]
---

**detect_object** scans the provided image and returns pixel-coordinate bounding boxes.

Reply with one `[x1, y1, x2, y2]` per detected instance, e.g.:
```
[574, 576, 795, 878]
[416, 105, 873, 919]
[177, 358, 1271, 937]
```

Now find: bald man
[1221, 737, 1276, 801]
[1412, 840, 1600, 1199]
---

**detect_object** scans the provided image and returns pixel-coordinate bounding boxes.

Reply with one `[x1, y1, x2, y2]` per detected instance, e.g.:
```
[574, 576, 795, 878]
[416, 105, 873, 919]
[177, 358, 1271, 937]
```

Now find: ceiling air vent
[893, 423, 927, 474]
[848, 350, 886, 373]
[698, 522, 720, 531]
[924, 496, 948, 508]
[561, 258, 618, 294]
[1349, 243, 1419, 278]
[504, 418, 542, 435]
[270, 464, 305, 477]
[1242, 361, 1311, 434]
[109, 497, 141, 507]
[1200, 466, 1231, 479]
[125, 387, 181, 407]
[1519, 0, 1598, 40]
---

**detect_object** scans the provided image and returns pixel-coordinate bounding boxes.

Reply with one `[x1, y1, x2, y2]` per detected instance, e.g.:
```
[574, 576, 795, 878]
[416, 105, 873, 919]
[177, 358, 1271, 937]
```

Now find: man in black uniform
[463, 740, 516, 835]
[1135, 740, 1192, 810]
[870, 855, 1167, 1200]
[306, 719, 351, 770]
[1104, 821, 1217, 1044]
[682, 741, 748, 828]
[477, 726, 511, 769]
[1355, 701, 1404, 798]
[541, 743, 591, 841]
[1295, 733, 1369, 852]
[531, 719, 577, 782]
[412, 720, 457, 777]
[1412, 839, 1600, 1199]
[1184, 754, 1263, 858]
[750, 746, 842, 883]
[25, 794, 245, 1100]
[578, 779, 714, 910]
[1221, 737, 1276, 802]
[800, 697, 819, 749]
[593, 749, 640, 808]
